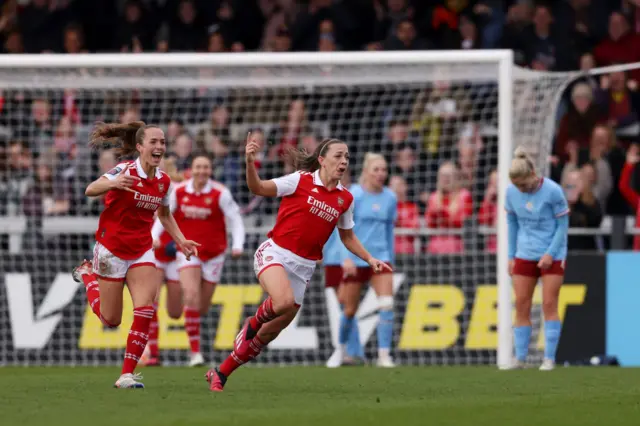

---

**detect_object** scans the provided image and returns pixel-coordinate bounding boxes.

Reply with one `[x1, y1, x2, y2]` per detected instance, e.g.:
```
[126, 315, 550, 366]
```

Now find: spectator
[619, 143, 640, 249]
[169, 131, 194, 172]
[555, 0, 607, 56]
[425, 161, 473, 254]
[501, 0, 534, 66]
[3, 30, 23, 54]
[389, 174, 419, 254]
[168, 0, 206, 52]
[384, 19, 429, 50]
[166, 119, 184, 147]
[596, 70, 640, 131]
[555, 82, 603, 162]
[63, 23, 86, 54]
[378, 119, 413, 164]
[267, 99, 308, 161]
[561, 125, 614, 211]
[290, 0, 333, 51]
[594, 11, 640, 80]
[117, 0, 154, 52]
[24, 98, 53, 157]
[19, 0, 71, 53]
[523, 4, 572, 71]
[478, 169, 498, 253]
[195, 103, 231, 155]
[2, 140, 32, 215]
[270, 25, 292, 52]
[390, 142, 419, 202]
[565, 166, 603, 250]
[207, 29, 226, 53]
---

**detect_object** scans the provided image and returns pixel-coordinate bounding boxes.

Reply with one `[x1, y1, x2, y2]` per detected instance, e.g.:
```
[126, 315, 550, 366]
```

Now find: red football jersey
[268, 170, 355, 260]
[169, 179, 244, 261]
[96, 158, 171, 260]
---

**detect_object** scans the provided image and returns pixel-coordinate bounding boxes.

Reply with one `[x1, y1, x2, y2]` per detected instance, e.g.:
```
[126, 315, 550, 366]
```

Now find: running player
[151, 154, 245, 366]
[506, 147, 569, 371]
[329, 153, 397, 368]
[72, 121, 199, 388]
[206, 135, 392, 391]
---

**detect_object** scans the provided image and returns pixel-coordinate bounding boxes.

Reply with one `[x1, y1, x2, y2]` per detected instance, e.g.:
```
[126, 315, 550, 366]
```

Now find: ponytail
[284, 138, 344, 172]
[89, 121, 158, 159]
[509, 147, 535, 180]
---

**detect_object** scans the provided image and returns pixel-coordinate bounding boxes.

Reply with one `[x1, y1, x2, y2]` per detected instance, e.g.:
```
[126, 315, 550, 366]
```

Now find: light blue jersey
[506, 177, 570, 261]
[344, 184, 397, 267]
[323, 229, 346, 266]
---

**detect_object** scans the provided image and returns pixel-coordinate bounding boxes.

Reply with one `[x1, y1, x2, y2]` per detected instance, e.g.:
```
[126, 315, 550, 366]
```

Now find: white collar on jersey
[135, 157, 162, 180]
[186, 178, 213, 194]
[313, 170, 344, 191]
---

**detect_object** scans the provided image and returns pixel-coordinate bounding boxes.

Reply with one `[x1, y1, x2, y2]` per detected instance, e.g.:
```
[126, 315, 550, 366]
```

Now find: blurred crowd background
[2, 0, 640, 255]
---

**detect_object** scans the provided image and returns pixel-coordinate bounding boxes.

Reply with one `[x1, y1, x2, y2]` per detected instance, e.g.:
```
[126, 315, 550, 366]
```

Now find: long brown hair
[284, 138, 345, 172]
[89, 121, 159, 159]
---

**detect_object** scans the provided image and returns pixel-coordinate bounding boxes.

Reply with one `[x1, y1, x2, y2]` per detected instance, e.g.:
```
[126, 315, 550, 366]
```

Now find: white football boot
[189, 352, 205, 367]
[539, 359, 555, 371]
[114, 373, 144, 389]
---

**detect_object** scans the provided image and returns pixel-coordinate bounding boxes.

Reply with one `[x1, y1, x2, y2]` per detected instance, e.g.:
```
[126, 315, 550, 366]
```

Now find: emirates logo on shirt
[134, 192, 163, 211]
[307, 195, 340, 223]
[180, 204, 212, 219]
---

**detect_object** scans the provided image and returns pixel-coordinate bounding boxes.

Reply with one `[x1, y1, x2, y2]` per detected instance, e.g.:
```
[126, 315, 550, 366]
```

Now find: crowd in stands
[1, 0, 640, 255]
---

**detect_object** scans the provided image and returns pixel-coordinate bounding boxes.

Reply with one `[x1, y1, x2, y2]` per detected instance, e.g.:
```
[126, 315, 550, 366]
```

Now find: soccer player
[151, 154, 245, 367]
[72, 121, 200, 388]
[206, 135, 392, 391]
[506, 147, 569, 371]
[329, 153, 397, 368]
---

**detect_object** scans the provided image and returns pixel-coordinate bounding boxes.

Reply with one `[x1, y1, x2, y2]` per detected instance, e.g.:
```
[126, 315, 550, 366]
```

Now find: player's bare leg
[115, 265, 157, 389]
[200, 280, 216, 316]
[371, 273, 395, 368]
[207, 306, 299, 391]
[539, 273, 563, 371]
[510, 274, 537, 369]
[180, 266, 205, 367]
[165, 280, 183, 319]
[234, 266, 296, 354]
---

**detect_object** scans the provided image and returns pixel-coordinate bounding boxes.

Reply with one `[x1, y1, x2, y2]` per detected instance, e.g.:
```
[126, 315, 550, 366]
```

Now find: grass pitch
[1, 366, 638, 426]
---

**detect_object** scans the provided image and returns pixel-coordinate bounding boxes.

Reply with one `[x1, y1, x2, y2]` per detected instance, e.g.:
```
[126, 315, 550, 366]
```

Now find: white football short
[92, 241, 156, 281]
[253, 239, 316, 306]
[177, 252, 225, 284]
[154, 259, 179, 283]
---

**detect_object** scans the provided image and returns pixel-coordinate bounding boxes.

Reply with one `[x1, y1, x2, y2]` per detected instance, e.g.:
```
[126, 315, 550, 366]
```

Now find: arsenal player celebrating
[151, 154, 246, 367]
[206, 135, 392, 392]
[72, 121, 199, 389]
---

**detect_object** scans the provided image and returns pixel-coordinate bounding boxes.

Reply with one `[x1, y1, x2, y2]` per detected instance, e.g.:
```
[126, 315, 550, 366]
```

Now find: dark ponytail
[284, 138, 344, 172]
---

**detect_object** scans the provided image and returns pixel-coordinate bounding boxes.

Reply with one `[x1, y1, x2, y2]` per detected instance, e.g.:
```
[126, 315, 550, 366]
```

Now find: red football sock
[219, 335, 265, 377]
[184, 307, 201, 354]
[122, 306, 154, 375]
[147, 303, 159, 357]
[249, 297, 276, 330]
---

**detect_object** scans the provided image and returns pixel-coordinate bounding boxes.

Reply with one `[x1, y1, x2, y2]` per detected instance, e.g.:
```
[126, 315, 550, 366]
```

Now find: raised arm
[245, 132, 278, 197]
[85, 162, 140, 197]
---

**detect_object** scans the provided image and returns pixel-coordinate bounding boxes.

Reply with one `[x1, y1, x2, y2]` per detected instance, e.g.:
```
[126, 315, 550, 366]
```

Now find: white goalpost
[0, 50, 578, 368]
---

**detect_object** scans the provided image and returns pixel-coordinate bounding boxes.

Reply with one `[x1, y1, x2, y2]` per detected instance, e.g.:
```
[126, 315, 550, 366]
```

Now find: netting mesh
[0, 56, 575, 366]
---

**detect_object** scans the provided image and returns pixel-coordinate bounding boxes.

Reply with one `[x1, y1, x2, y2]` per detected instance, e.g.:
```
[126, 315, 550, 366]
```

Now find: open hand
[112, 163, 140, 193]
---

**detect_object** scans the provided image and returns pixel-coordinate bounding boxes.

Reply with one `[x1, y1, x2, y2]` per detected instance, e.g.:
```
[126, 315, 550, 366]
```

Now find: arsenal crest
[337, 197, 344, 206]
[158, 183, 165, 192]
[205, 197, 212, 205]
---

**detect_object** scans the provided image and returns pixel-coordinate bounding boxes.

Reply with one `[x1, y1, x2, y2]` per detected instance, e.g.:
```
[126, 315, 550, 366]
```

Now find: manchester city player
[506, 147, 569, 371]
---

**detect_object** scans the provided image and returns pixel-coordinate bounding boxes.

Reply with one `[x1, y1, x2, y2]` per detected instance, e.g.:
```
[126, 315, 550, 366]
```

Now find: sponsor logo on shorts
[265, 256, 273, 262]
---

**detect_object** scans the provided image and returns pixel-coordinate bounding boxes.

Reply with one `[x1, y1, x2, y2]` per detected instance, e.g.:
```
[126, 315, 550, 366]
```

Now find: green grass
[1, 366, 639, 426]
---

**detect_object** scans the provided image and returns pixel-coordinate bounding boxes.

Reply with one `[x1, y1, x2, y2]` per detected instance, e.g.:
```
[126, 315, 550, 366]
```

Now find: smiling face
[319, 142, 349, 183]
[137, 127, 166, 168]
[191, 156, 212, 187]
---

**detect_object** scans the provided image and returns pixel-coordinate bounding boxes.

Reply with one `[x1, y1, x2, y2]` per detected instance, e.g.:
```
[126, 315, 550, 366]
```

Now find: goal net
[0, 51, 575, 367]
